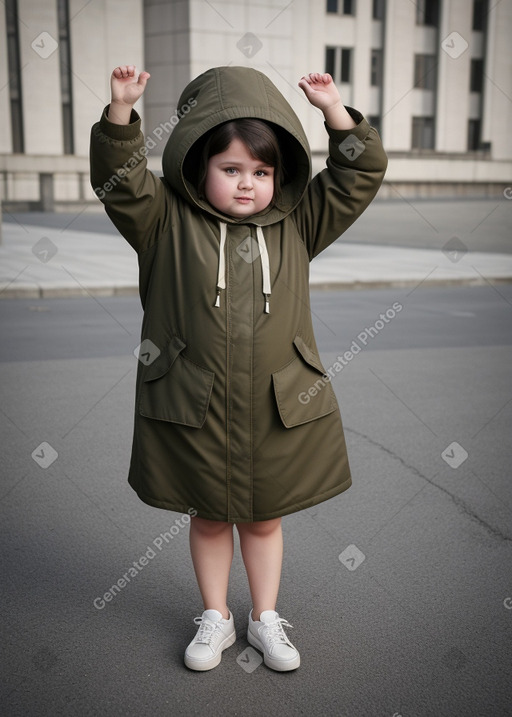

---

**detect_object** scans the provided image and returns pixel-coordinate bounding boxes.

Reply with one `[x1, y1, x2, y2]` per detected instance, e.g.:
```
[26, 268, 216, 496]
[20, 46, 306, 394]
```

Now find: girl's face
[204, 138, 275, 218]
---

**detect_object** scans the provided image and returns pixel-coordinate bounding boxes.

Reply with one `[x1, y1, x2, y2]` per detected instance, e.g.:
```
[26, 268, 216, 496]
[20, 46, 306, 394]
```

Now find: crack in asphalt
[345, 427, 512, 543]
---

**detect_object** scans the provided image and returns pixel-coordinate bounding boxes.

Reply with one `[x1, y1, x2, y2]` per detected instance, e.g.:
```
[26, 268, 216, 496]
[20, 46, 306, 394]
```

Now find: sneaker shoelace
[193, 616, 218, 645]
[261, 617, 294, 647]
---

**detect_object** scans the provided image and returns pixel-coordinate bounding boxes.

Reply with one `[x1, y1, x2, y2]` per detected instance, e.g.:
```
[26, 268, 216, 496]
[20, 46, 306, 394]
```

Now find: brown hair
[196, 119, 284, 208]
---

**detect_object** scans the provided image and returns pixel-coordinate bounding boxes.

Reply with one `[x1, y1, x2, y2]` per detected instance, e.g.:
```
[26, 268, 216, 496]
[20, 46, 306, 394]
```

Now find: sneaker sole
[247, 630, 300, 671]
[184, 630, 236, 671]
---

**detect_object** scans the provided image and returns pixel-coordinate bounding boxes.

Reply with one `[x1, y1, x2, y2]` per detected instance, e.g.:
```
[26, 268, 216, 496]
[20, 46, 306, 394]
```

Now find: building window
[5, 0, 24, 153]
[412, 117, 435, 149]
[470, 59, 484, 93]
[414, 54, 437, 90]
[325, 47, 336, 77]
[57, 0, 74, 154]
[472, 0, 488, 31]
[416, 0, 439, 27]
[326, 0, 356, 15]
[373, 0, 385, 20]
[341, 48, 352, 82]
[468, 119, 481, 150]
[370, 49, 383, 87]
[325, 46, 353, 83]
[368, 115, 381, 136]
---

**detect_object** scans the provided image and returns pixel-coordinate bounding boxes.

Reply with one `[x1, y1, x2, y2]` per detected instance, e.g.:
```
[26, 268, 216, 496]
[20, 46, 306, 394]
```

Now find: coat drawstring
[214, 222, 271, 314]
[214, 222, 227, 308]
[255, 225, 271, 314]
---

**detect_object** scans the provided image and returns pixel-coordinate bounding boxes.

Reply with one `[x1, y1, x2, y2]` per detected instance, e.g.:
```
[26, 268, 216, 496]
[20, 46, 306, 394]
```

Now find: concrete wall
[437, 0, 473, 153]
[482, 0, 512, 160]
[69, 0, 145, 158]
[18, 0, 63, 155]
[0, 0, 144, 206]
[144, 0, 191, 153]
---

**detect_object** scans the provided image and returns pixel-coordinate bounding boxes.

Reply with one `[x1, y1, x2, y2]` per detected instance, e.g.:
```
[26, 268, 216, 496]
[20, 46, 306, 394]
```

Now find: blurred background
[1, 0, 511, 214]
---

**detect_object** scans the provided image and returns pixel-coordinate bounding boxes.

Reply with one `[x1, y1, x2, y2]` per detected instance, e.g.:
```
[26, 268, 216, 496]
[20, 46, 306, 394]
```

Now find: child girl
[90, 65, 387, 672]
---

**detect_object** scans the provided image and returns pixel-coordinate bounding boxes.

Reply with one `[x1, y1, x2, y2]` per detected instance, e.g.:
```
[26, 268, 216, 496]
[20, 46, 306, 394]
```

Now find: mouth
[235, 197, 253, 203]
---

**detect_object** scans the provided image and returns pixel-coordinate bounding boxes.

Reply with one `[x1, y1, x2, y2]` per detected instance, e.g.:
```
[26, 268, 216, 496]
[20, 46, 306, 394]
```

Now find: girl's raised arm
[298, 72, 356, 131]
[90, 65, 171, 256]
[293, 72, 387, 260]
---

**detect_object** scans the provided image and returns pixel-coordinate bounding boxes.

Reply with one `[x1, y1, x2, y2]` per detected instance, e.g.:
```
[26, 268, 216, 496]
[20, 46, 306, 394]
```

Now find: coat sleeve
[292, 107, 388, 260]
[89, 106, 171, 254]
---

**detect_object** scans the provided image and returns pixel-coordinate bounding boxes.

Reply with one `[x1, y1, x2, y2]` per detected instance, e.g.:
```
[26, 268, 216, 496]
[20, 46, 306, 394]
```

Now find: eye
[224, 167, 238, 175]
[255, 170, 269, 177]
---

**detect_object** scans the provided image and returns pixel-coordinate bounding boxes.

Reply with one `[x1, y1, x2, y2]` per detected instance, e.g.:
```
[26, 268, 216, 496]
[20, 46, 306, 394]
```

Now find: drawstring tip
[214, 290, 221, 308]
[264, 295, 270, 314]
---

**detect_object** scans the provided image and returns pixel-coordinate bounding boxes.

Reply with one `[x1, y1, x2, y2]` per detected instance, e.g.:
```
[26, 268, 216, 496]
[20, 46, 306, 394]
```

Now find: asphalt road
[1, 286, 512, 716]
[1, 286, 511, 363]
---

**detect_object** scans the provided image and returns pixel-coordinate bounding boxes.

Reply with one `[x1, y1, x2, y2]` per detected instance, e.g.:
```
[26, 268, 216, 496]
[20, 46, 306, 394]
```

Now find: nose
[238, 172, 253, 190]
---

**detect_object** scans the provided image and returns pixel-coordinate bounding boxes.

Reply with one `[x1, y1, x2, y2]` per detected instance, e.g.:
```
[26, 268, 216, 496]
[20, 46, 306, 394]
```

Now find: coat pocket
[138, 336, 214, 428]
[272, 335, 337, 428]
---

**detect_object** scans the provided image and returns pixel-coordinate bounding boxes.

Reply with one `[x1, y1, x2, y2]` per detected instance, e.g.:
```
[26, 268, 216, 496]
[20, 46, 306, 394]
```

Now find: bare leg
[236, 518, 283, 620]
[189, 516, 234, 619]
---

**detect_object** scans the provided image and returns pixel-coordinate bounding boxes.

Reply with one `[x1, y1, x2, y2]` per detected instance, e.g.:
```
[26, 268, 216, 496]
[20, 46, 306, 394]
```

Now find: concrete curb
[2, 275, 512, 299]
[0, 284, 140, 300]
[309, 276, 512, 291]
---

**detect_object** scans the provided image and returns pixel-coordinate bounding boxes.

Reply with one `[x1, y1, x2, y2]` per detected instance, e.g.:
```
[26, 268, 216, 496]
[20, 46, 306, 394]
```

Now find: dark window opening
[325, 47, 336, 78]
[5, 0, 24, 153]
[326, 0, 356, 15]
[368, 115, 382, 136]
[416, 0, 439, 27]
[472, 0, 488, 31]
[325, 46, 353, 84]
[412, 116, 435, 149]
[373, 0, 385, 20]
[470, 58, 484, 93]
[468, 119, 481, 150]
[414, 54, 437, 90]
[57, 0, 74, 154]
[371, 49, 383, 87]
[341, 48, 352, 83]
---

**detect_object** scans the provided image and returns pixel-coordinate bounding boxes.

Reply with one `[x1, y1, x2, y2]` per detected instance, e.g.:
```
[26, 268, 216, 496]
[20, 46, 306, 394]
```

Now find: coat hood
[162, 66, 311, 225]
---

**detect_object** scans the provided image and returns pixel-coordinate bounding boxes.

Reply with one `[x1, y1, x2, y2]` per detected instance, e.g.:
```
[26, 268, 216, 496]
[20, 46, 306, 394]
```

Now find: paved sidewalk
[1, 219, 512, 299]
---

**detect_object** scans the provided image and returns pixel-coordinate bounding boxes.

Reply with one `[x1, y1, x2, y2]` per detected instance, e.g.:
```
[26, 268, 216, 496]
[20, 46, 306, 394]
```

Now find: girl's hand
[298, 73, 342, 112]
[110, 65, 151, 107]
[298, 72, 356, 130]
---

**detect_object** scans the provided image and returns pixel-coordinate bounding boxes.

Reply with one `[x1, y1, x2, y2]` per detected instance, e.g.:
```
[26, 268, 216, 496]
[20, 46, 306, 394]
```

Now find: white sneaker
[247, 609, 300, 671]
[184, 609, 236, 671]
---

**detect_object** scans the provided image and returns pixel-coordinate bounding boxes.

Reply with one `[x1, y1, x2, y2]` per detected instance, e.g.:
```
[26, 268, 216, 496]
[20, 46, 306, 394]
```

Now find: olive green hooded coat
[90, 66, 387, 523]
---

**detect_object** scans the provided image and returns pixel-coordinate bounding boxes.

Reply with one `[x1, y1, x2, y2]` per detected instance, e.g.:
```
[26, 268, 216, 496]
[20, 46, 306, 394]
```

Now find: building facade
[0, 0, 145, 210]
[1, 0, 511, 210]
